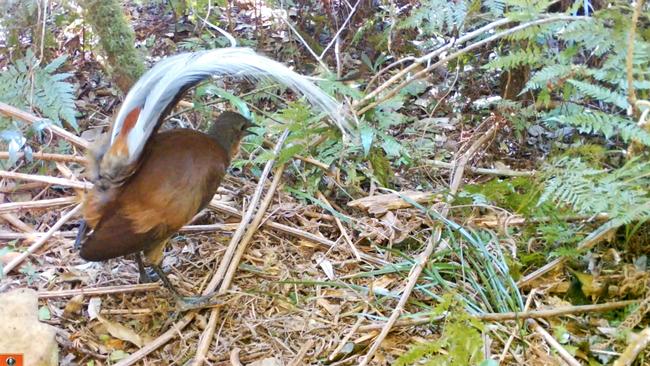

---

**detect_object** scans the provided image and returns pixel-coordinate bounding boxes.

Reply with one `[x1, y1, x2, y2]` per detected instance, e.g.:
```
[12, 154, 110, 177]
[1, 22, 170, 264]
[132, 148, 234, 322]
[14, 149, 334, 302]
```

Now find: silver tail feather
[110, 47, 354, 166]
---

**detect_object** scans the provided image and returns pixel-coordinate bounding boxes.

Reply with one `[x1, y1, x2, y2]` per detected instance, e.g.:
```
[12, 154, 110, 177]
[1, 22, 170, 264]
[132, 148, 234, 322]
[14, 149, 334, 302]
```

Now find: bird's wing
[78, 208, 167, 261]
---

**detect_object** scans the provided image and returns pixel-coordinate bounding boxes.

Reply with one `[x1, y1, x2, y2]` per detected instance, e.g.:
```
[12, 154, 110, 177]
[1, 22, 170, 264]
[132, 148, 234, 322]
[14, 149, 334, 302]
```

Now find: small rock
[0, 288, 59, 366]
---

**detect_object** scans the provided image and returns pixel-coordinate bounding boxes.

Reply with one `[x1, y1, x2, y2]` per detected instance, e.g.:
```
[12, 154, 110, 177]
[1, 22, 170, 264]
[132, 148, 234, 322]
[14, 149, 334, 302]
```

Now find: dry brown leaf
[316, 298, 340, 316]
[87, 297, 144, 348]
[100, 316, 144, 348]
[62, 294, 84, 318]
[347, 191, 442, 214]
[317, 257, 335, 280]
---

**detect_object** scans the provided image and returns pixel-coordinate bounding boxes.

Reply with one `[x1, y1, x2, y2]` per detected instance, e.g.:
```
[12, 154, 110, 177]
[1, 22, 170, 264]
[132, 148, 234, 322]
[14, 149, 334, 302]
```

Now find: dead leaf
[248, 357, 283, 366]
[347, 191, 442, 214]
[63, 294, 84, 318]
[87, 297, 144, 348]
[100, 316, 144, 348]
[87, 297, 101, 320]
[317, 257, 335, 280]
[316, 298, 340, 316]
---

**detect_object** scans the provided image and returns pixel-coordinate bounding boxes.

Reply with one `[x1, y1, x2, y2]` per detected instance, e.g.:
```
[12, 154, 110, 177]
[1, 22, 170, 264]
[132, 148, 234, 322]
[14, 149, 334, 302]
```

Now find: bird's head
[207, 111, 256, 160]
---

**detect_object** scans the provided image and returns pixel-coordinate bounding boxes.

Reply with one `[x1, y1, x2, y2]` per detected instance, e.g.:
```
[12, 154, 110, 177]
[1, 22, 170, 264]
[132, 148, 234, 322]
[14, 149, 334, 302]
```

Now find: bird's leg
[134, 253, 159, 283]
[149, 264, 221, 311]
[74, 220, 87, 250]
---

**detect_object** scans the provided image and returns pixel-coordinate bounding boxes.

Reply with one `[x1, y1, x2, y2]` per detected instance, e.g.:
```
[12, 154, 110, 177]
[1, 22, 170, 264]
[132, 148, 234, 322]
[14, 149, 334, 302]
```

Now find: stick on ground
[3, 204, 81, 275]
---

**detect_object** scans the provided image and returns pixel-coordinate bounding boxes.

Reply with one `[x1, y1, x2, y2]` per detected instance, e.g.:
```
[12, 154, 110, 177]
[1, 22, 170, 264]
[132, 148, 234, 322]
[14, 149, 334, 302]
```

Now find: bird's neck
[206, 124, 239, 161]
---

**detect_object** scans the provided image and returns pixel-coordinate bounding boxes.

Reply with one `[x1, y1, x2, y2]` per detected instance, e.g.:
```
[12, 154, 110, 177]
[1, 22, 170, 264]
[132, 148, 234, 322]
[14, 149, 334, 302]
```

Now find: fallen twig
[288, 339, 315, 366]
[3, 204, 81, 275]
[614, 328, 650, 366]
[527, 319, 581, 366]
[0, 102, 89, 149]
[355, 15, 585, 115]
[0, 151, 86, 164]
[358, 300, 636, 331]
[425, 159, 535, 177]
[0, 212, 34, 233]
[0, 231, 75, 240]
[0, 170, 90, 190]
[318, 191, 362, 261]
[471, 212, 610, 228]
[518, 218, 620, 288]
[500, 289, 536, 363]
[193, 130, 289, 366]
[329, 306, 368, 361]
[38, 283, 161, 299]
[0, 196, 78, 214]
[113, 313, 196, 366]
[209, 200, 387, 266]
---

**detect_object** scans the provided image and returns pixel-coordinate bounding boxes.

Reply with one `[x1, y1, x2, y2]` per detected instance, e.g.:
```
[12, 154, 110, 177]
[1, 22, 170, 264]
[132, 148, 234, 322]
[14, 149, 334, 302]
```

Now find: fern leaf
[0, 49, 78, 133]
[567, 79, 629, 109]
[484, 48, 542, 71]
[523, 64, 575, 92]
[539, 157, 650, 218]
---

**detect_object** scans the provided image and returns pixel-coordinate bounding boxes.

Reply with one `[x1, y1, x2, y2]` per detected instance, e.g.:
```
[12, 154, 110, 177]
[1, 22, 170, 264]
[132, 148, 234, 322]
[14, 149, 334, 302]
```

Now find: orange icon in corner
[0, 354, 23, 366]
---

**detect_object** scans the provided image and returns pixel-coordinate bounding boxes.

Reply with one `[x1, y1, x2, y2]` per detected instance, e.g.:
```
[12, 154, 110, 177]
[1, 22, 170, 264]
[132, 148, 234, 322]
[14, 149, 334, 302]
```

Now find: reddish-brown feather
[79, 129, 228, 262]
[121, 107, 141, 138]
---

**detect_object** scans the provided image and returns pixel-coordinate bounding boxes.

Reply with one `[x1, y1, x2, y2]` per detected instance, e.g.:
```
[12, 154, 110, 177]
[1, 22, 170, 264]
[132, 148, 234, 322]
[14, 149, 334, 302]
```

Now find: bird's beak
[244, 120, 259, 135]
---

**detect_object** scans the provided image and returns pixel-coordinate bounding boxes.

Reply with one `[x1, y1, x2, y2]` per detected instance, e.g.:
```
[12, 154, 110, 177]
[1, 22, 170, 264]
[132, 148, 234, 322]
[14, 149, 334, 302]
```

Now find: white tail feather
[110, 47, 353, 165]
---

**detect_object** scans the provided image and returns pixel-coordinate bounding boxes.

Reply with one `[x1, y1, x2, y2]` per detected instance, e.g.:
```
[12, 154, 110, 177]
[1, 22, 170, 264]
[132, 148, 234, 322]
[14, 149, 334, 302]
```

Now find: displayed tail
[103, 47, 353, 180]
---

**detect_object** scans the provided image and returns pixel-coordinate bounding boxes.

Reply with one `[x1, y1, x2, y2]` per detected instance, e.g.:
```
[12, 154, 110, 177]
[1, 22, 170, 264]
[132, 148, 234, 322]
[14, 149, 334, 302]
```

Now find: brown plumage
[77, 112, 253, 308]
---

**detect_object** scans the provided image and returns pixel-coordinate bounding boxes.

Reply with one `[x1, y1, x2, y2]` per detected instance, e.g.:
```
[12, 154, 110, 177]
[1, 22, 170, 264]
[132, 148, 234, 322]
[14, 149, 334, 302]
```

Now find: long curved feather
[110, 47, 354, 166]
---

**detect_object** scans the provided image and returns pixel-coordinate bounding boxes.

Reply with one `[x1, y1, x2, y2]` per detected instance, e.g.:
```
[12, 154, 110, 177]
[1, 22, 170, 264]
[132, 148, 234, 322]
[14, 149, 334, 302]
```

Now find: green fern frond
[523, 64, 576, 92]
[503, 0, 555, 22]
[567, 79, 629, 109]
[546, 107, 650, 146]
[399, 0, 469, 35]
[539, 157, 650, 218]
[559, 18, 614, 56]
[484, 0, 505, 16]
[484, 47, 543, 71]
[0, 49, 77, 130]
[611, 201, 650, 227]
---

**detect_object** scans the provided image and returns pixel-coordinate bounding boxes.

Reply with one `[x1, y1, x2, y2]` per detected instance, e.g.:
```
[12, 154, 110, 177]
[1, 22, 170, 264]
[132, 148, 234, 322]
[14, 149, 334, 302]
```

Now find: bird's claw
[138, 267, 160, 284]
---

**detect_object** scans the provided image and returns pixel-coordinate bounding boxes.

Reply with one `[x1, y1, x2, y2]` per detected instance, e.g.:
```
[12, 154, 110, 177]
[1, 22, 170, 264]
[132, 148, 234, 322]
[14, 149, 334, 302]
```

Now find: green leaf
[381, 135, 402, 157]
[109, 350, 130, 361]
[198, 84, 251, 119]
[278, 144, 305, 164]
[44, 54, 68, 72]
[38, 306, 51, 321]
[567, 79, 629, 109]
[360, 125, 374, 157]
[0, 48, 77, 131]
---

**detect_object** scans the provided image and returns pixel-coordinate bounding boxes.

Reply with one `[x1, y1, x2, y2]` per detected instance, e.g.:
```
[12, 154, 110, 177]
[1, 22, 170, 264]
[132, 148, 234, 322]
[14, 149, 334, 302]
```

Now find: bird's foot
[146, 263, 221, 311]
[140, 268, 160, 283]
[134, 253, 160, 283]
[174, 292, 222, 311]
[138, 267, 160, 284]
